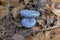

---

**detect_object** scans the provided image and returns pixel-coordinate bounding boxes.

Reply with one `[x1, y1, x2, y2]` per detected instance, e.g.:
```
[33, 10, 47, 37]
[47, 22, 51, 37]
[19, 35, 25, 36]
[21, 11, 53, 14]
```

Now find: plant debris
[0, 0, 60, 40]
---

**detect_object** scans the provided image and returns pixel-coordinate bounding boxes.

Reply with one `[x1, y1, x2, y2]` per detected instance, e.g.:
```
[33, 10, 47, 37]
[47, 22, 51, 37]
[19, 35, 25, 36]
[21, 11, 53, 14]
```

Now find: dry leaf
[9, 0, 19, 7]
[11, 7, 18, 19]
[51, 3, 55, 9]
[52, 9, 60, 16]
[51, 34, 60, 40]
[37, 19, 44, 25]
[25, 34, 33, 40]
[45, 31, 51, 40]
[0, 0, 4, 1]
[37, 19, 45, 27]
[52, 28, 60, 34]
[32, 26, 42, 31]
[0, 6, 9, 19]
[11, 4, 26, 19]
[45, 4, 50, 9]
[12, 34, 24, 40]
[33, 32, 45, 40]
[17, 4, 26, 10]
[0, 1, 7, 6]
[24, 0, 29, 5]
[54, 0, 60, 2]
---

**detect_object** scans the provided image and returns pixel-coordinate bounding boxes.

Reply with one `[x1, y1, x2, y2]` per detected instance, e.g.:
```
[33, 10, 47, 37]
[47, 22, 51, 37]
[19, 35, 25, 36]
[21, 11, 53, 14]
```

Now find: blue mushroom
[20, 10, 40, 18]
[21, 18, 36, 28]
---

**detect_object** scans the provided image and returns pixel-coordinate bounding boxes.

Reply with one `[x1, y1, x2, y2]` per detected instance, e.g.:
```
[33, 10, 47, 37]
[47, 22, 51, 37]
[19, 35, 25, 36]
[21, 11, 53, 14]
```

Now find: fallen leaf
[32, 26, 42, 31]
[52, 28, 60, 34]
[36, 19, 45, 27]
[45, 31, 51, 40]
[33, 32, 45, 40]
[25, 34, 33, 40]
[9, 0, 19, 7]
[54, 0, 60, 2]
[11, 7, 18, 19]
[0, 6, 9, 19]
[51, 3, 55, 9]
[0, 1, 7, 6]
[12, 34, 24, 40]
[24, 0, 29, 5]
[51, 34, 60, 40]
[17, 4, 26, 10]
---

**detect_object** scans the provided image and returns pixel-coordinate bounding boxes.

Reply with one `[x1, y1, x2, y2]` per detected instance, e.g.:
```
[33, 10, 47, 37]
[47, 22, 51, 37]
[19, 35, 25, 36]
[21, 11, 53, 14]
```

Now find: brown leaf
[33, 32, 45, 40]
[11, 4, 26, 19]
[25, 34, 33, 40]
[9, 0, 19, 7]
[12, 34, 24, 40]
[52, 28, 60, 34]
[0, 1, 7, 6]
[32, 26, 42, 31]
[0, 6, 9, 19]
[51, 34, 60, 40]
[54, 0, 60, 2]
[36, 19, 45, 27]
[45, 4, 50, 9]
[24, 0, 29, 5]
[45, 31, 51, 40]
[17, 4, 26, 10]
[11, 7, 18, 19]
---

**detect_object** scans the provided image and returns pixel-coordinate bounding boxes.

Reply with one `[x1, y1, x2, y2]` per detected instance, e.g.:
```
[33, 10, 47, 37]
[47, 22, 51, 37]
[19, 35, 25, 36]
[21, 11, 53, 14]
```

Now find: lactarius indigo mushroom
[20, 10, 40, 18]
[21, 18, 36, 28]
[20, 10, 40, 28]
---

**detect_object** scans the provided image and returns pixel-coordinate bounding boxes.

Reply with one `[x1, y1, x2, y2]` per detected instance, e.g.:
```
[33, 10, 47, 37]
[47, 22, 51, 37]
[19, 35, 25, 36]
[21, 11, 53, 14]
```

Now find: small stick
[25, 26, 60, 37]
[31, 26, 60, 33]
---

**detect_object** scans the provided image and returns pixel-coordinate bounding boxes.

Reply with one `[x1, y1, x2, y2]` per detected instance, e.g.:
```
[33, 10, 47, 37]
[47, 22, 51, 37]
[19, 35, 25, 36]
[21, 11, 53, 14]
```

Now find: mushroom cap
[20, 10, 40, 17]
[21, 18, 36, 28]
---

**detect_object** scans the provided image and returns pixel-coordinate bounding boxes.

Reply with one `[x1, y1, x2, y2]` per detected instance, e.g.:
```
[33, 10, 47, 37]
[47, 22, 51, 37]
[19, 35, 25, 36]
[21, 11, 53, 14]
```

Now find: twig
[31, 26, 60, 33]
[25, 26, 60, 37]
[29, 2, 60, 5]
